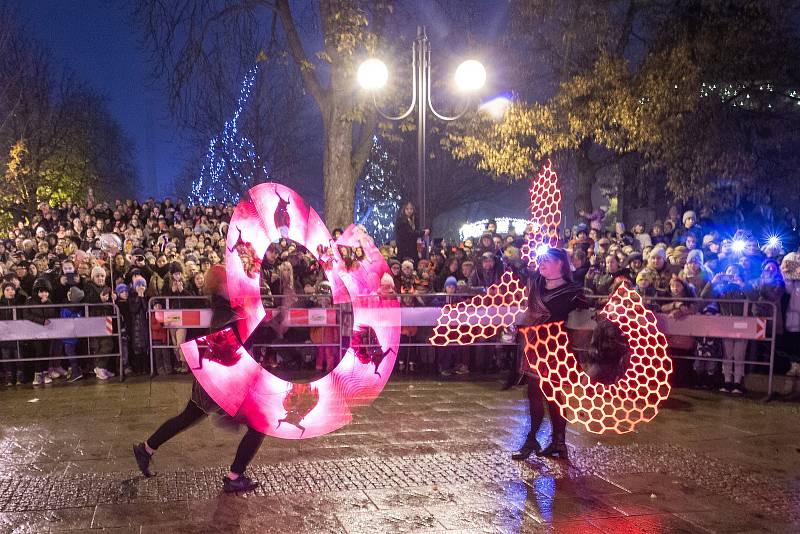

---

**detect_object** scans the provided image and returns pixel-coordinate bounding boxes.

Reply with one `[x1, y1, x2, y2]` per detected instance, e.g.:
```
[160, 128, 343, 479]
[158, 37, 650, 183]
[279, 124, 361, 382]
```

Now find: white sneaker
[95, 367, 110, 380]
[49, 369, 61, 379]
[32, 373, 43, 386]
[55, 366, 68, 377]
[787, 362, 800, 377]
[455, 364, 470, 375]
[43, 374, 53, 385]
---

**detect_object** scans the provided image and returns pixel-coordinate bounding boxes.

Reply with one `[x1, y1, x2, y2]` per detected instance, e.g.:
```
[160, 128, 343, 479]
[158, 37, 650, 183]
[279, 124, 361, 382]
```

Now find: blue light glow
[191, 63, 268, 205]
[354, 135, 401, 245]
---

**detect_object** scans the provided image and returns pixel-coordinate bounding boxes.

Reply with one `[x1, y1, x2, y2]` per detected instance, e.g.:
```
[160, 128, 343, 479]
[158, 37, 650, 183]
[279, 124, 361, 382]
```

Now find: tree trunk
[573, 145, 595, 215]
[323, 105, 357, 230]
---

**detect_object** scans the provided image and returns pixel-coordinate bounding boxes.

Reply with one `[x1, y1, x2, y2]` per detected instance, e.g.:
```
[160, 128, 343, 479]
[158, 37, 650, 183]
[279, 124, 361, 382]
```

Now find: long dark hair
[543, 247, 574, 282]
[396, 201, 416, 229]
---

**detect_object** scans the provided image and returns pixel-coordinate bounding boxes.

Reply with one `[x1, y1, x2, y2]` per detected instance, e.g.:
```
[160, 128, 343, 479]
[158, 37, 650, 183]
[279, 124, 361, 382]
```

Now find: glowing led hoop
[521, 284, 672, 434]
[429, 271, 526, 346]
[520, 159, 561, 268]
[429, 160, 673, 434]
[429, 160, 561, 346]
[180, 183, 400, 439]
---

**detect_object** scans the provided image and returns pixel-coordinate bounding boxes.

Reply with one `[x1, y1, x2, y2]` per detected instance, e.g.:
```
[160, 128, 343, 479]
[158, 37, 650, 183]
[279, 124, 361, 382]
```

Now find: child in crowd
[693, 304, 722, 389]
[61, 286, 86, 382]
[115, 283, 132, 375]
[25, 278, 57, 386]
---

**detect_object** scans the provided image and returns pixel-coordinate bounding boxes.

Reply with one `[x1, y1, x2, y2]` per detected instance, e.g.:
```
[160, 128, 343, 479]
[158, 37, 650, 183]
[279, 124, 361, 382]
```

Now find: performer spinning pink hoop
[133, 183, 400, 492]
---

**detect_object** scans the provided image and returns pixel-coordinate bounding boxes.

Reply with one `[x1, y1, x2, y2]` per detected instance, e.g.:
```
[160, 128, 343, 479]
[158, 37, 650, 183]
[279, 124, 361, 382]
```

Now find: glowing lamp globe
[455, 60, 486, 92]
[358, 59, 389, 90]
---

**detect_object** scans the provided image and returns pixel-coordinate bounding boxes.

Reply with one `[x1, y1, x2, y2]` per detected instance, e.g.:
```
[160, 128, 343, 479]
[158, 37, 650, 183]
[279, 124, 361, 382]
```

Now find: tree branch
[275, 0, 328, 115]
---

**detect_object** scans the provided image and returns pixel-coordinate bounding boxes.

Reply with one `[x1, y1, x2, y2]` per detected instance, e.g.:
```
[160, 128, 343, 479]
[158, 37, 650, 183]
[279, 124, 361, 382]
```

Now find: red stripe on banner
[182, 310, 201, 327]
[327, 309, 337, 325]
[290, 309, 308, 325]
[105, 317, 113, 335]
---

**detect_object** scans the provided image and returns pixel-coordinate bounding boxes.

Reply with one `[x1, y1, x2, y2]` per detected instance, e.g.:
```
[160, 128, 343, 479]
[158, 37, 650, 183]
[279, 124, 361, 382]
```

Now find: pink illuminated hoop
[430, 161, 672, 434]
[180, 183, 400, 439]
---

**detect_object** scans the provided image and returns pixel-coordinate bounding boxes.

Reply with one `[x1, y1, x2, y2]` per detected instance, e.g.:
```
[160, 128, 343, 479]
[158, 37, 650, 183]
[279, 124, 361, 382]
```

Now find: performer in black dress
[132, 266, 265, 493]
[512, 247, 586, 461]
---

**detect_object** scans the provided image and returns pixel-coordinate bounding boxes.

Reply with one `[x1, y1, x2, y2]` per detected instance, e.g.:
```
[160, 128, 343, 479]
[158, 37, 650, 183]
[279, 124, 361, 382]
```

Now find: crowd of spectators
[1, 192, 799, 394]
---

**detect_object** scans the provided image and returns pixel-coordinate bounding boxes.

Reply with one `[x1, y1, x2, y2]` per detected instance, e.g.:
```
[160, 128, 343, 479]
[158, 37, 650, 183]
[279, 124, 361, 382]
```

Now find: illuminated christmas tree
[354, 136, 401, 245]
[191, 63, 268, 204]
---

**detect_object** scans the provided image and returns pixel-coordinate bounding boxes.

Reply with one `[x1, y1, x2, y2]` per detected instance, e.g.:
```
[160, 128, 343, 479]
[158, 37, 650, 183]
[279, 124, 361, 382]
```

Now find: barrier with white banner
[152, 306, 768, 340]
[0, 302, 123, 380]
[148, 294, 778, 397]
[0, 317, 114, 341]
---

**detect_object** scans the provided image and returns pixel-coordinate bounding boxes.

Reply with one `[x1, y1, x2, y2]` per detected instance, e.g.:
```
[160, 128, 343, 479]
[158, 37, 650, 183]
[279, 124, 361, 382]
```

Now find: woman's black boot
[536, 433, 568, 460]
[511, 432, 541, 460]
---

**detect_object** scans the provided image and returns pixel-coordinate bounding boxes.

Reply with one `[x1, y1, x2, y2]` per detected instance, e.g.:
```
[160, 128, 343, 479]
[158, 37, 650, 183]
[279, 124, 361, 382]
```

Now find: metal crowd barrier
[145, 291, 778, 395]
[0, 302, 124, 382]
[582, 293, 778, 397]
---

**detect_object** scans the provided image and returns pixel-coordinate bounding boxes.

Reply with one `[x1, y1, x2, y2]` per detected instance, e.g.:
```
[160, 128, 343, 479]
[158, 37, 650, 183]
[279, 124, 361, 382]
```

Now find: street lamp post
[358, 26, 486, 229]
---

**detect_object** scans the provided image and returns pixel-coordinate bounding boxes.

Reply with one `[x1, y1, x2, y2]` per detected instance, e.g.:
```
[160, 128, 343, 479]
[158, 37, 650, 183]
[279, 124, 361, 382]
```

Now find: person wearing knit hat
[672, 209, 702, 247]
[444, 276, 457, 289]
[686, 249, 703, 265]
[115, 283, 129, 297]
[90, 266, 106, 280]
[67, 286, 84, 303]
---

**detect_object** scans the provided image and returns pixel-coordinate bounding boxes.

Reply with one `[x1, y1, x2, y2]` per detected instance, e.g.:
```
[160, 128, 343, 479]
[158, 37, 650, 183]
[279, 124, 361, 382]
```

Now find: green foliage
[447, 0, 800, 209]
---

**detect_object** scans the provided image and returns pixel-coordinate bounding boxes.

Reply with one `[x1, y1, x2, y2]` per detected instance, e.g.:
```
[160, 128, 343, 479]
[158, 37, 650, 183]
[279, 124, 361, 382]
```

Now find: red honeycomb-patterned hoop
[429, 159, 561, 347]
[521, 284, 672, 434]
[429, 271, 526, 346]
[520, 159, 561, 268]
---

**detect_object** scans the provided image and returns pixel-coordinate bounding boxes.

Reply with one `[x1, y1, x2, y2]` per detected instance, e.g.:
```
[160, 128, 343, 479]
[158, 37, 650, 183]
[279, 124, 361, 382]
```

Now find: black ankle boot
[536, 435, 568, 460]
[511, 432, 541, 460]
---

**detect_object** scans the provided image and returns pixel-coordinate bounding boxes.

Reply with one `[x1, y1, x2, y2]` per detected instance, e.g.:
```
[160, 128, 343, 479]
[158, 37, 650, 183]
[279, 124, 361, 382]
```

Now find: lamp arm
[370, 41, 417, 122]
[425, 48, 471, 121]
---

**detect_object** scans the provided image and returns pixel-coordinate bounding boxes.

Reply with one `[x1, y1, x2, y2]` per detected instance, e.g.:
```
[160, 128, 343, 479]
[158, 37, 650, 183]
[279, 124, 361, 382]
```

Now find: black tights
[147, 400, 265, 475]
[527, 377, 566, 441]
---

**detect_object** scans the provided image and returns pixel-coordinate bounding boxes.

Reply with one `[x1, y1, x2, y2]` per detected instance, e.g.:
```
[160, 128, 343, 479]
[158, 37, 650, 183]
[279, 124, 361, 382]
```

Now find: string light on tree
[354, 136, 401, 245]
[191, 63, 268, 204]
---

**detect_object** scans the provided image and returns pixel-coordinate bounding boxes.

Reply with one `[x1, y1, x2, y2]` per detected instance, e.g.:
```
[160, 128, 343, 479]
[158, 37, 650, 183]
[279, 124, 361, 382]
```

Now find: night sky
[17, 0, 185, 199]
[15, 1, 509, 203]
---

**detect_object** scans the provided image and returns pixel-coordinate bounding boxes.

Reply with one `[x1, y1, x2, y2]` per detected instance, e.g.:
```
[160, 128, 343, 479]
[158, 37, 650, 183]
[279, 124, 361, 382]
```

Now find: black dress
[519, 271, 586, 377]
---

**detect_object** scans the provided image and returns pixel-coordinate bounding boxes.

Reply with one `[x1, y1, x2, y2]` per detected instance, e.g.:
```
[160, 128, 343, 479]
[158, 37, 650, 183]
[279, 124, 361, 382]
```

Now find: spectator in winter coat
[127, 279, 151, 374]
[468, 252, 501, 289]
[436, 257, 461, 291]
[702, 264, 753, 394]
[781, 249, 800, 377]
[394, 202, 426, 262]
[84, 266, 116, 380]
[680, 249, 712, 296]
[25, 277, 58, 385]
[0, 282, 21, 385]
[751, 259, 785, 335]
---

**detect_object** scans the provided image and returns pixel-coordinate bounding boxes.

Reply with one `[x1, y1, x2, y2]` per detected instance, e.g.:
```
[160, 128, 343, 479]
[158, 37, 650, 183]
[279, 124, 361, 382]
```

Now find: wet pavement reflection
[0, 376, 798, 532]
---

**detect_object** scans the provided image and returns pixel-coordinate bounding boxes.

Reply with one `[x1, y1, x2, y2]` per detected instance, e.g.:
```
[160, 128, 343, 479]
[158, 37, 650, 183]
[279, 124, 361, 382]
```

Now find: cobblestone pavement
[1, 376, 799, 533]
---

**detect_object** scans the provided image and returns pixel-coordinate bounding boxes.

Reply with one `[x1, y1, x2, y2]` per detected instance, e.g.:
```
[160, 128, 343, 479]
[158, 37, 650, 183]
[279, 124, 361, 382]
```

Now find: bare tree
[132, 0, 392, 228]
